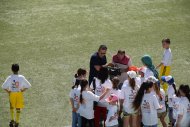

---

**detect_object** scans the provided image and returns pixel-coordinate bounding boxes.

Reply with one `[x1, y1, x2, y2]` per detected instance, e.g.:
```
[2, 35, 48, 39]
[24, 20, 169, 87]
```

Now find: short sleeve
[88, 91, 100, 102]
[69, 90, 74, 98]
[153, 95, 160, 110]
[128, 59, 132, 67]
[104, 80, 112, 89]
[120, 88, 125, 99]
[177, 103, 185, 115]
[2, 76, 11, 89]
[22, 76, 31, 89]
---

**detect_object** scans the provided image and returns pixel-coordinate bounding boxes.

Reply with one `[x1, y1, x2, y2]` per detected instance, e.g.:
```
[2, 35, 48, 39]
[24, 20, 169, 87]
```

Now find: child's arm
[156, 63, 163, 69]
[119, 99, 124, 117]
[69, 98, 77, 112]
[99, 88, 110, 101]
[21, 88, 28, 92]
[4, 89, 11, 94]
[176, 115, 183, 127]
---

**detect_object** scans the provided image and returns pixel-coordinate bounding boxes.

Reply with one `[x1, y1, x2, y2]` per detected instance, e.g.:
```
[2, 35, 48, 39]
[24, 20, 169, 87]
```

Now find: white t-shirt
[141, 93, 160, 126]
[172, 95, 181, 120]
[2, 74, 31, 92]
[78, 91, 100, 119]
[90, 78, 112, 107]
[105, 105, 118, 126]
[177, 97, 190, 127]
[157, 89, 166, 113]
[144, 68, 154, 81]
[167, 85, 176, 107]
[110, 89, 121, 98]
[69, 87, 81, 109]
[120, 80, 139, 114]
[162, 48, 172, 66]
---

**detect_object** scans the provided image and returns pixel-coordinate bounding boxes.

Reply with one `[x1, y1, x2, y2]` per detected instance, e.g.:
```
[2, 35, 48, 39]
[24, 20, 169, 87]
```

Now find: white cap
[139, 67, 147, 74]
[147, 76, 158, 83]
[127, 71, 137, 79]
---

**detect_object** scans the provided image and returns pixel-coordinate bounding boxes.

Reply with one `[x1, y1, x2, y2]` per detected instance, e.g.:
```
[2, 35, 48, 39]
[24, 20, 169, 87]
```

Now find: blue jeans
[72, 112, 81, 127]
[144, 125, 157, 127]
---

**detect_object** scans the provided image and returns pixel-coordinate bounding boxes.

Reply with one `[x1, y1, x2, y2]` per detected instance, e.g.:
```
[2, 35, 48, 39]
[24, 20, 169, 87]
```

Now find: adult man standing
[89, 45, 107, 84]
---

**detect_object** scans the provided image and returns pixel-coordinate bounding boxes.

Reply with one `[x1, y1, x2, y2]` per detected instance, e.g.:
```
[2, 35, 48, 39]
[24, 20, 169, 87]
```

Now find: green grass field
[0, 0, 190, 126]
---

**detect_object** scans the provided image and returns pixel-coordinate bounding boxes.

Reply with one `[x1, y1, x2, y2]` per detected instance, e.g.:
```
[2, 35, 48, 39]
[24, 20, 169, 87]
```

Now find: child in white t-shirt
[105, 94, 119, 127]
[120, 71, 139, 127]
[2, 64, 31, 127]
[133, 81, 162, 127]
[161, 75, 178, 126]
[69, 68, 87, 127]
[172, 94, 181, 124]
[78, 79, 109, 127]
[176, 84, 190, 127]
[147, 76, 167, 127]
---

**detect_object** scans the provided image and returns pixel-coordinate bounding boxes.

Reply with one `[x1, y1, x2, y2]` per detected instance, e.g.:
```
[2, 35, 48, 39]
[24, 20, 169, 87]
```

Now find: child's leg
[77, 113, 82, 127]
[132, 115, 138, 127]
[101, 107, 107, 127]
[94, 106, 101, 127]
[160, 66, 171, 92]
[10, 107, 15, 122]
[16, 108, 21, 124]
[72, 112, 77, 127]
[160, 112, 167, 127]
[123, 116, 130, 127]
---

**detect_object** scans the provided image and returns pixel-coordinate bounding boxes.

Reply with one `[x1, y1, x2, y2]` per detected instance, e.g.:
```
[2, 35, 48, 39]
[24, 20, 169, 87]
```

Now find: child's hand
[72, 108, 77, 112]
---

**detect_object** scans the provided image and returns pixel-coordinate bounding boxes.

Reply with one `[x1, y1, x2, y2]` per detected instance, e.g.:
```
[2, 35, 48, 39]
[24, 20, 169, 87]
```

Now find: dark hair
[172, 83, 178, 96]
[74, 68, 87, 78]
[117, 50, 125, 54]
[153, 83, 162, 101]
[98, 45, 107, 51]
[12, 64, 19, 73]
[133, 82, 153, 110]
[111, 77, 120, 90]
[179, 84, 190, 102]
[72, 68, 87, 89]
[162, 38, 171, 44]
[129, 77, 136, 90]
[97, 67, 109, 84]
[80, 79, 88, 104]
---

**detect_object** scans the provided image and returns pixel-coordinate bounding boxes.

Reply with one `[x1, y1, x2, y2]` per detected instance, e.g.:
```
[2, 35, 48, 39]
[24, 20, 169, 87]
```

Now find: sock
[16, 109, 21, 124]
[10, 108, 14, 121]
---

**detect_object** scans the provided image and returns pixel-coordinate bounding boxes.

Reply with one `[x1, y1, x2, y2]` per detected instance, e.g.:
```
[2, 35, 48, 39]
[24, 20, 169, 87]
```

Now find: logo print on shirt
[129, 89, 137, 102]
[142, 100, 151, 113]
[187, 104, 190, 113]
[96, 85, 105, 95]
[74, 93, 79, 102]
[12, 80, 19, 88]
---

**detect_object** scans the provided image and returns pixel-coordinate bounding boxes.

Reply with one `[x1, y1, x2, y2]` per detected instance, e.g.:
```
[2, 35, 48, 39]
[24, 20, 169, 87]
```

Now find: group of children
[69, 39, 190, 127]
[1, 39, 189, 127]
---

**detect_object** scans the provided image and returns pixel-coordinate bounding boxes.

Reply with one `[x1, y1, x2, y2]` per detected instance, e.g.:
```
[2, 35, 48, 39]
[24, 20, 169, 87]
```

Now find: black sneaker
[15, 123, 19, 127]
[9, 120, 14, 127]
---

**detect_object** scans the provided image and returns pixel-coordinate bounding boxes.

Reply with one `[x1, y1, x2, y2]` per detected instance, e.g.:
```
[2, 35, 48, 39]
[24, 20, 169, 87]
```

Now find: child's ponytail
[79, 79, 88, 104]
[129, 78, 136, 90]
[172, 83, 178, 96]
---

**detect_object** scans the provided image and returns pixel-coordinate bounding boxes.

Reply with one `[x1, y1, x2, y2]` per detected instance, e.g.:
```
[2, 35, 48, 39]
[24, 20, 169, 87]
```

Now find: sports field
[0, 0, 190, 126]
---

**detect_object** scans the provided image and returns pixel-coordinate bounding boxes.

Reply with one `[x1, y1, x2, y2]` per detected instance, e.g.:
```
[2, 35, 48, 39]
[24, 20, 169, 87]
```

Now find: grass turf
[0, 0, 190, 126]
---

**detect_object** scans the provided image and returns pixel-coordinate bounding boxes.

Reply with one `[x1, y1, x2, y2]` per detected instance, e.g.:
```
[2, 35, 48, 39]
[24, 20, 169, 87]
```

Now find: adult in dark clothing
[89, 45, 107, 84]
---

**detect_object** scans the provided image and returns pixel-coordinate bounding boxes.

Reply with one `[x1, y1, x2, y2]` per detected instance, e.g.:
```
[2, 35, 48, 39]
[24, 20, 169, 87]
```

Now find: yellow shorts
[160, 65, 171, 92]
[9, 92, 24, 109]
